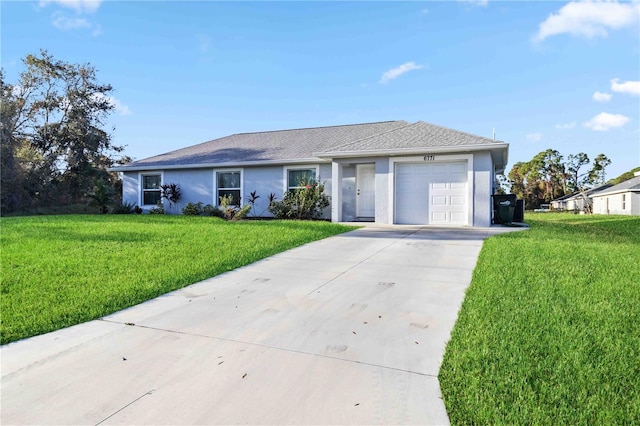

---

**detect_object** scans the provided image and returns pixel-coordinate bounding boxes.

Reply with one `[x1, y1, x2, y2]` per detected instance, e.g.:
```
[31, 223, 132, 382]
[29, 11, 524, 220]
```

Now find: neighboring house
[111, 120, 509, 227]
[550, 192, 576, 211]
[563, 183, 613, 212]
[592, 172, 640, 216]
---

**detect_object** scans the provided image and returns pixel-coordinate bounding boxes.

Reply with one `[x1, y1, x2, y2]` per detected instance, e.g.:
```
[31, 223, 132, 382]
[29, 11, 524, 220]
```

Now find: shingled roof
[116, 121, 408, 170]
[317, 121, 507, 156]
[592, 175, 640, 196]
[113, 120, 508, 171]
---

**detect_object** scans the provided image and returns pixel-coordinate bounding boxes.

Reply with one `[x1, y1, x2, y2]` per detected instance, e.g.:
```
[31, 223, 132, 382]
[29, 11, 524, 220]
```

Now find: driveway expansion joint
[95, 389, 155, 425]
[99, 319, 439, 379]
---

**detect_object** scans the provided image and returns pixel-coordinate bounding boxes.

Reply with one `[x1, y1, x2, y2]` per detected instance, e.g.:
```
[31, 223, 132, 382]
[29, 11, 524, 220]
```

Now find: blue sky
[2, 0, 639, 180]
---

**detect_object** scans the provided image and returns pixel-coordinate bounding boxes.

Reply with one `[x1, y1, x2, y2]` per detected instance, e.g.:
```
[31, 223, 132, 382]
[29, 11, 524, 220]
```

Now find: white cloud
[555, 122, 576, 129]
[39, 0, 102, 14]
[592, 91, 612, 102]
[39, 0, 102, 34]
[583, 112, 629, 131]
[611, 78, 640, 96]
[111, 97, 132, 116]
[379, 62, 425, 84]
[51, 12, 90, 30]
[526, 133, 542, 142]
[93, 93, 132, 116]
[534, 1, 640, 42]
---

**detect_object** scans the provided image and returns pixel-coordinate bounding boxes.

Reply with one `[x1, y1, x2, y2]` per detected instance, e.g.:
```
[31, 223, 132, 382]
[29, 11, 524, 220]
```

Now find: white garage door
[395, 161, 468, 225]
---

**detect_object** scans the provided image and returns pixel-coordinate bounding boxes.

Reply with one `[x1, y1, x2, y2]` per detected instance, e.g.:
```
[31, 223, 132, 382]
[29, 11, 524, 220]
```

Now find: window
[217, 171, 241, 206]
[141, 174, 161, 205]
[287, 167, 317, 191]
[622, 194, 626, 210]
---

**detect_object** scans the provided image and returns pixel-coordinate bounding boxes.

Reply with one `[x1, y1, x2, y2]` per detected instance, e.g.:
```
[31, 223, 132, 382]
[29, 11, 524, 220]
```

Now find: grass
[439, 213, 640, 425]
[0, 215, 356, 345]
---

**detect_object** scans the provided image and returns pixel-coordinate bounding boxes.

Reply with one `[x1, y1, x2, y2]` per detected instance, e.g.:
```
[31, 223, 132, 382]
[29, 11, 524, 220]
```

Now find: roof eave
[108, 157, 330, 172]
[315, 142, 509, 159]
[591, 188, 640, 197]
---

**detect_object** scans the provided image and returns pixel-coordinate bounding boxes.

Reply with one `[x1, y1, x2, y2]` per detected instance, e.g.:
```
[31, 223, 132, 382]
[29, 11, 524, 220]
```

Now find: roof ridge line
[319, 121, 417, 153]
[231, 120, 407, 137]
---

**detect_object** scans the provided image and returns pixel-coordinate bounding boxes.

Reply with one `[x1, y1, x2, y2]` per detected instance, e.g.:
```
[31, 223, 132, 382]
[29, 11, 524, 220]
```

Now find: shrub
[217, 194, 252, 220]
[233, 204, 252, 221]
[112, 201, 137, 214]
[246, 191, 277, 217]
[182, 202, 204, 216]
[160, 183, 181, 212]
[247, 190, 260, 217]
[203, 204, 224, 218]
[148, 201, 165, 215]
[269, 178, 329, 220]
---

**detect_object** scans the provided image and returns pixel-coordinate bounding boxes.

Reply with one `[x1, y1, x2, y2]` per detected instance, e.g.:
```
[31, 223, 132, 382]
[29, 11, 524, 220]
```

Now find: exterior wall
[341, 165, 357, 222]
[122, 151, 498, 226]
[593, 192, 640, 216]
[566, 196, 590, 212]
[122, 172, 139, 207]
[319, 163, 333, 219]
[374, 157, 390, 224]
[473, 151, 492, 227]
[244, 166, 282, 217]
[123, 164, 332, 217]
[629, 193, 640, 215]
[163, 169, 215, 213]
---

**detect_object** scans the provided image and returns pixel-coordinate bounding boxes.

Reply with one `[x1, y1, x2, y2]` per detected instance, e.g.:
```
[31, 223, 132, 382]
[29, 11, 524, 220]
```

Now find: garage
[395, 161, 468, 225]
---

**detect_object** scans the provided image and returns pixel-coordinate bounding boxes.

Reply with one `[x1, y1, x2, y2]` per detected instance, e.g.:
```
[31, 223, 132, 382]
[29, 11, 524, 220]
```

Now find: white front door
[356, 164, 375, 219]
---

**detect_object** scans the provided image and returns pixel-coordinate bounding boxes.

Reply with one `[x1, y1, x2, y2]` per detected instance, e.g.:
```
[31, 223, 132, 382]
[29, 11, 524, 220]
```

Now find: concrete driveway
[1, 225, 517, 425]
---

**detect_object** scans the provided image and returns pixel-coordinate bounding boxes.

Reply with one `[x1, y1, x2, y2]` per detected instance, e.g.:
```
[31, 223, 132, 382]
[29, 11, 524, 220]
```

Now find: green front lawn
[0, 215, 356, 345]
[439, 213, 640, 424]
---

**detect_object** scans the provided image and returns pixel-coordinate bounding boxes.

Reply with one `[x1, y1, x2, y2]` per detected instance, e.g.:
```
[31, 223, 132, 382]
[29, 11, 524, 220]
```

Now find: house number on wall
[423, 155, 435, 161]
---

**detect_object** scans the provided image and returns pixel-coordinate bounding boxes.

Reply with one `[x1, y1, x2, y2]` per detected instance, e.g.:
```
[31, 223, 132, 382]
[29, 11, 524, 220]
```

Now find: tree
[566, 152, 590, 192]
[494, 174, 509, 195]
[508, 150, 566, 209]
[508, 161, 527, 200]
[1, 50, 129, 214]
[589, 154, 611, 185]
[1, 71, 25, 212]
[530, 149, 565, 202]
[506, 149, 613, 210]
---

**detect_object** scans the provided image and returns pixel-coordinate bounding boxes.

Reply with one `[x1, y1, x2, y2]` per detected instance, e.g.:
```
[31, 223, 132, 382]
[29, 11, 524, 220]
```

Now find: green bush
[148, 201, 165, 215]
[203, 204, 224, 218]
[182, 202, 204, 215]
[233, 204, 251, 220]
[217, 194, 252, 220]
[268, 177, 329, 220]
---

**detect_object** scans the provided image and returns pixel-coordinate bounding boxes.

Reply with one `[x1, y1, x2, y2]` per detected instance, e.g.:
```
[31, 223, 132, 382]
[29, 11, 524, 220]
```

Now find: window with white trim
[141, 174, 162, 205]
[216, 170, 241, 206]
[286, 168, 317, 191]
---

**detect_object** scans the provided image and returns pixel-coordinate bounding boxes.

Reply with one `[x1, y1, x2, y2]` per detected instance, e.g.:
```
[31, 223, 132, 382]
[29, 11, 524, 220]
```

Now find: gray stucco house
[592, 172, 640, 216]
[111, 120, 509, 227]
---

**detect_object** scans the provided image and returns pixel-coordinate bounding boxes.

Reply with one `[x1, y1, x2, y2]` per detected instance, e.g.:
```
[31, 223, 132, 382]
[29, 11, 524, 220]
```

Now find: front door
[356, 164, 375, 219]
